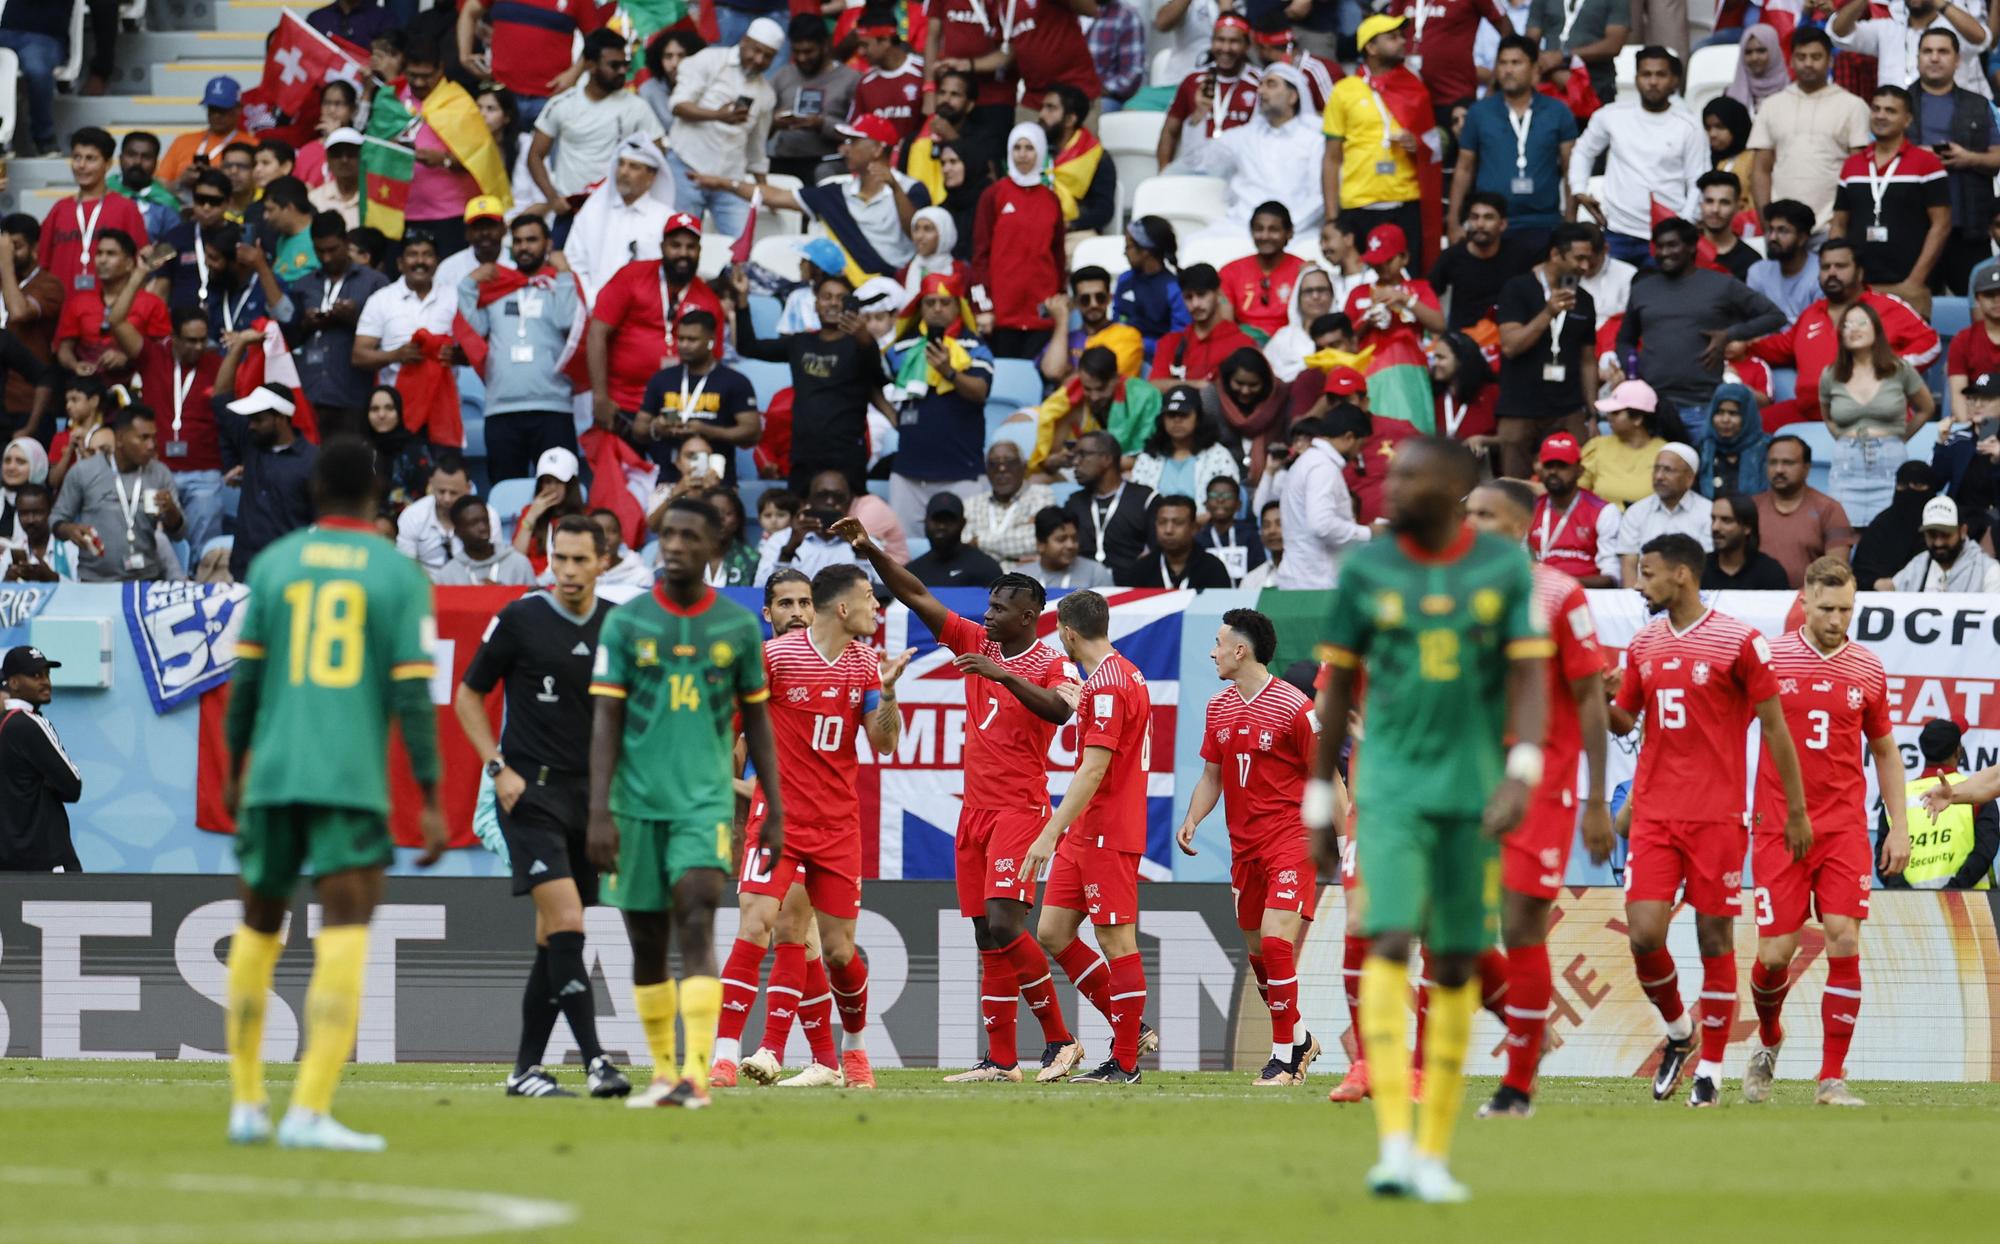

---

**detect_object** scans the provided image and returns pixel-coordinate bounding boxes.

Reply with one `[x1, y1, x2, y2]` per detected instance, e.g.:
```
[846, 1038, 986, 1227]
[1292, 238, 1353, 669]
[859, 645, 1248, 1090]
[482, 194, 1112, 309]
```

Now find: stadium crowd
[4, 0, 2000, 600]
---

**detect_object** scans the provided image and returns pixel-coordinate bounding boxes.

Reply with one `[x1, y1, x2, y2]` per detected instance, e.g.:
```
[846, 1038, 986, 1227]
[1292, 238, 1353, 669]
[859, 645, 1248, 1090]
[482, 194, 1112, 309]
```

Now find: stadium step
[210, 0, 300, 35]
[149, 0, 233, 32]
[150, 59, 268, 98]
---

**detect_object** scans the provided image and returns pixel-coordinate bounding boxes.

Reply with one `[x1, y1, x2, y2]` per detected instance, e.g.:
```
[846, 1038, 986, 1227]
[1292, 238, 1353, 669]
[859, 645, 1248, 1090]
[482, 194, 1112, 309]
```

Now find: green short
[603, 815, 733, 913]
[234, 804, 394, 899]
[1356, 810, 1499, 954]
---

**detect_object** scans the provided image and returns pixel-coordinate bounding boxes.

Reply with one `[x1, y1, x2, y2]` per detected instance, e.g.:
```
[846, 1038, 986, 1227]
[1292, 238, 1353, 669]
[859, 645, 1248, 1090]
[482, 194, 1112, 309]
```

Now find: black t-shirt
[908, 543, 1005, 588]
[1130, 547, 1235, 588]
[1710, 238, 1757, 283]
[1428, 236, 1537, 330]
[736, 302, 880, 476]
[460, 591, 612, 775]
[1493, 270, 1597, 419]
[640, 362, 759, 483]
[1701, 551, 1791, 590]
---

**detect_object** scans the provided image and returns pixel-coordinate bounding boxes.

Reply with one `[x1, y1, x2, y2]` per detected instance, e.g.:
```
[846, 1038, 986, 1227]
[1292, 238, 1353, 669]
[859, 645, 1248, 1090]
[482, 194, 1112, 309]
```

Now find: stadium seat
[905, 535, 932, 560]
[990, 413, 1039, 459]
[0, 52, 16, 152]
[1130, 175, 1230, 238]
[488, 477, 537, 542]
[740, 359, 791, 407]
[866, 479, 892, 500]
[989, 358, 1046, 410]
[1150, 46, 1178, 87]
[1787, 423, 1836, 492]
[1770, 367, 1797, 402]
[1048, 480, 1080, 507]
[1099, 110, 1167, 224]
[734, 446, 759, 482]
[750, 235, 804, 282]
[1685, 45, 1740, 114]
[54, 0, 84, 85]
[1070, 233, 1132, 278]
[757, 174, 806, 235]
[738, 481, 770, 527]
[1613, 44, 1642, 96]
[1178, 234, 1249, 274]
[750, 293, 782, 338]
[1934, 298, 1974, 340]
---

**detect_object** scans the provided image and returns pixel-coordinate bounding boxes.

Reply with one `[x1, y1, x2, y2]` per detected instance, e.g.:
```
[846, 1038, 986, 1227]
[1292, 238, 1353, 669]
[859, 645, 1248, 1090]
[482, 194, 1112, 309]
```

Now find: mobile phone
[925, 321, 942, 342]
[842, 294, 862, 315]
[1558, 273, 1580, 291]
[806, 507, 844, 528]
[734, 94, 752, 110]
[698, 452, 725, 479]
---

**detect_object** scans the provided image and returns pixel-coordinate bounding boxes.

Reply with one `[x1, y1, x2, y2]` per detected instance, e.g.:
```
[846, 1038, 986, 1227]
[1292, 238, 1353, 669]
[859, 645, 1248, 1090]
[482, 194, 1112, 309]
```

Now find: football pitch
[3, 1062, 1997, 1243]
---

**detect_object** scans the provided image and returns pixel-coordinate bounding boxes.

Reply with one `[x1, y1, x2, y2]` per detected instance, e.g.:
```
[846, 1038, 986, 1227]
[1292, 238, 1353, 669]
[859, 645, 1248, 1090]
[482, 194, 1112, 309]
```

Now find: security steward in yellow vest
[1891, 719, 1999, 890]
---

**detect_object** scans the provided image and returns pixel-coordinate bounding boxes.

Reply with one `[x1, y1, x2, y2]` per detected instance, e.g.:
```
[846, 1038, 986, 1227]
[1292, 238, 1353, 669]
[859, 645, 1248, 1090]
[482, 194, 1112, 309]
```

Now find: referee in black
[455, 514, 631, 1099]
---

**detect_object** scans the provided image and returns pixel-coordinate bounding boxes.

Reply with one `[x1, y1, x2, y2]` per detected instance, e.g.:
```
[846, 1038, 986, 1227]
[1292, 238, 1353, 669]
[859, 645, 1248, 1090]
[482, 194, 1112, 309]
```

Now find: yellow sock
[1360, 956, 1413, 1142]
[1416, 980, 1476, 1160]
[634, 980, 679, 1078]
[291, 924, 368, 1116]
[225, 925, 284, 1108]
[679, 976, 722, 1090]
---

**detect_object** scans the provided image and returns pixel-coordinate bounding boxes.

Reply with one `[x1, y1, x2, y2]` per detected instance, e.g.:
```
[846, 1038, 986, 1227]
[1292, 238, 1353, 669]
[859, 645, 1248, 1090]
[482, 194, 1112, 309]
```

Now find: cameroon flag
[363, 84, 416, 239]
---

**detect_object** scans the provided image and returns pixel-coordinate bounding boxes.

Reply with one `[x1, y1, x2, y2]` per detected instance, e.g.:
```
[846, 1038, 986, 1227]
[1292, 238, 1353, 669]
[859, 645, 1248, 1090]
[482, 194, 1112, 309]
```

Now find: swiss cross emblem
[995, 857, 1016, 874]
[1779, 678, 1798, 695]
[1083, 883, 1101, 900]
[848, 687, 863, 705]
[1277, 869, 1298, 886]
[1640, 660, 1653, 679]
[1258, 730, 1274, 751]
[1214, 728, 1229, 745]
[1692, 661, 1710, 686]
[1847, 685, 1864, 710]
[788, 686, 811, 702]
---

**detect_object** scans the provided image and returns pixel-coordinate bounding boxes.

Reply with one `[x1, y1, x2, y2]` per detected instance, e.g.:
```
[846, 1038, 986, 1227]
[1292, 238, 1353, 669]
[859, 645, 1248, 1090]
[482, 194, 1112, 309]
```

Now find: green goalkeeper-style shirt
[589, 584, 768, 824]
[229, 517, 440, 813]
[1317, 526, 1552, 819]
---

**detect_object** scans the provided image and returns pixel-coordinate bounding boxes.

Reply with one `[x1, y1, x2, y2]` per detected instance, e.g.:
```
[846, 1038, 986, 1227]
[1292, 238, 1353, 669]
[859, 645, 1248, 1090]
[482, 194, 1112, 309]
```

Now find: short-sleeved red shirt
[1531, 564, 1602, 802]
[763, 627, 883, 847]
[55, 284, 167, 384]
[1344, 279, 1443, 350]
[1075, 650, 1152, 854]
[132, 339, 224, 473]
[930, 0, 1016, 108]
[1614, 608, 1780, 823]
[850, 60, 928, 147]
[1166, 70, 1262, 139]
[38, 192, 151, 291]
[590, 261, 726, 412]
[1199, 675, 1317, 857]
[1751, 629, 1892, 838]
[1218, 253, 1304, 339]
[1149, 319, 1257, 383]
[940, 611, 1071, 812]
[1396, 0, 1511, 115]
[1946, 319, 2000, 380]
[1006, 0, 1100, 108]
[490, 0, 606, 99]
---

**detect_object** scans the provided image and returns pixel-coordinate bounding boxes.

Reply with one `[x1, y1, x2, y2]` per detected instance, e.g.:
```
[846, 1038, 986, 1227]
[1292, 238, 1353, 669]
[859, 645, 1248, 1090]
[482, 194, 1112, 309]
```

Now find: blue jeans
[1829, 434, 1906, 529]
[1606, 230, 1654, 269]
[0, 30, 64, 148]
[172, 468, 227, 557]
[666, 151, 751, 236]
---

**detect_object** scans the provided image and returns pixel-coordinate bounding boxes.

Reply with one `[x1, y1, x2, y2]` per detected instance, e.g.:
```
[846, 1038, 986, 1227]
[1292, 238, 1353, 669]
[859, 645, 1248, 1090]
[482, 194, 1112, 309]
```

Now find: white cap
[324, 127, 364, 150]
[854, 275, 904, 311]
[1922, 495, 1960, 530]
[536, 446, 580, 484]
[744, 16, 785, 49]
[225, 385, 296, 418]
[1659, 441, 1699, 473]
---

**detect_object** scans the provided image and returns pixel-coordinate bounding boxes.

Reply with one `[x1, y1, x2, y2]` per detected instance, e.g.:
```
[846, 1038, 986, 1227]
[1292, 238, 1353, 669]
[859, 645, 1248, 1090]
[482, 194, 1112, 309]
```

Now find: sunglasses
[194, 195, 226, 206]
[1077, 291, 1109, 305]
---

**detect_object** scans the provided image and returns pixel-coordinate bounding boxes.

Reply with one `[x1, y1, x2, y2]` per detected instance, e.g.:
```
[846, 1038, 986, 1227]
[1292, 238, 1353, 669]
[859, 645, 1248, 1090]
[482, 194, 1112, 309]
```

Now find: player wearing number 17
[221, 440, 449, 1152]
[1608, 533, 1809, 1110]
[1303, 437, 1552, 1203]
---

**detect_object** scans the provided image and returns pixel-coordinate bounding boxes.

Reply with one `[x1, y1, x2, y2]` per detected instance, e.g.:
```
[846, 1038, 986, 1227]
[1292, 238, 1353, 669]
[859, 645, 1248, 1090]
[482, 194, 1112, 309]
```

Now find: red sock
[1478, 946, 1510, 1020]
[1750, 960, 1792, 1048]
[1412, 950, 1433, 1073]
[762, 942, 807, 1054]
[716, 938, 766, 1046]
[1054, 939, 1114, 1020]
[1262, 937, 1299, 1046]
[1003, 933, 1071, 1044]
[1819, 955, 1861, 1081]
[1632, 946, 1686, 1026]
[1107, 952, 1146, 1070]
[1698, 955, 1737, 1066]
[801, 956, 837, 1067]
[1501, 942, 1552, 1095]
[979, 948, 1020, 1067]
[1342, 935, 1368, 1037]
[1248, 952, 1269, 1004]
[828, 954, 869, 1034]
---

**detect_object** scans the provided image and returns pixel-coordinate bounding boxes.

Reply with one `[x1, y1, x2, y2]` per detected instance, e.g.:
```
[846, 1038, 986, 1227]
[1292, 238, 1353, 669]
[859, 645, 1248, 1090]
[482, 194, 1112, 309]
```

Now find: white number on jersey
[811, 713, 845, 752]
[1655, 687, 1686, 730]
[1805, 708, 1830, 750]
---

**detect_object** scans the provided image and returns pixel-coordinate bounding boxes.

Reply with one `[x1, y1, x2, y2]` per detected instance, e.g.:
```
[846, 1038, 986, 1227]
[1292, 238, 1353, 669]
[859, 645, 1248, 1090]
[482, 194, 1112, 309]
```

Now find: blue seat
[989, 358, 1045, 411]
[749, 294, 782, 339]
[1933, 298, 1973, 341]
[740, 359, 791, 408]
[1784, 423, 1836, 494]
[905, 535, 932, 560]
[865, 479, 892, 500]
[487, 477, 537, 543]
[1769, 367, 1797, 403]
[738, 481, 772, 532]
[462, 414, 485, 460]
[734, 446, 759, 482]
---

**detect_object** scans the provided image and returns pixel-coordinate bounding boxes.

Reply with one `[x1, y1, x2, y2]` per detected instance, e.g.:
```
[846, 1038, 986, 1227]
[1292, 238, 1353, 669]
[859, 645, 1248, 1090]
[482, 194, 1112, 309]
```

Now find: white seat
[758, 173, 806, 235]
[750, 234, 804, 281]
[697, 233, 736, 280]
[1177, 234, 1250, 273]
[1070, 233, 1132, 278]
[1150, 46, 1179, 87]
[1286, 235, 1326, 264]
[1740, 234, 1767, 258]
[1099, 109, 1165, 158]
[1685, 44, 1740, 115]
[1613, 44, 1641, 96]
[487, 478, 537, 542]
[0, 50, 17, 153]
[55, 0, 85, 84]
[1130, 174, 1230, 239]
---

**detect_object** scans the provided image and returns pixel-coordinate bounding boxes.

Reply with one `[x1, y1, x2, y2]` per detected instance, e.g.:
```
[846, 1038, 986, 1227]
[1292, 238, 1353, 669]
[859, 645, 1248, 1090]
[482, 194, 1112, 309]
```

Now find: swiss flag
[240, 13, 368, 148]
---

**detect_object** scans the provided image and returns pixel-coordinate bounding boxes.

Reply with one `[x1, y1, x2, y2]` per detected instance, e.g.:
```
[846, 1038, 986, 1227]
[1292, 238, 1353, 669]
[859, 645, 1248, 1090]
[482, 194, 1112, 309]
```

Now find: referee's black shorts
[498, 772, 598, 906]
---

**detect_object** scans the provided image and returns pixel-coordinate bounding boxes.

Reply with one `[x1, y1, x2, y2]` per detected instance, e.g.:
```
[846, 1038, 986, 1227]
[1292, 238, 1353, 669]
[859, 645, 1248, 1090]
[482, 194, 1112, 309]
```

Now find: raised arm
[830, 515, 950, 632]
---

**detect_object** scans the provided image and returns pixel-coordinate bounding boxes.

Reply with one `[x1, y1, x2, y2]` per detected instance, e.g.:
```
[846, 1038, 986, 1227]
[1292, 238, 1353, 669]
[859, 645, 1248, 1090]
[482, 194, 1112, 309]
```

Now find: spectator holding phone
[767, 15, 858, 185]
[1908, 28, 2000, 294]
[666, 19, 781, 235]
[885, 273, 994, 533]
[729, 264, 883, 497]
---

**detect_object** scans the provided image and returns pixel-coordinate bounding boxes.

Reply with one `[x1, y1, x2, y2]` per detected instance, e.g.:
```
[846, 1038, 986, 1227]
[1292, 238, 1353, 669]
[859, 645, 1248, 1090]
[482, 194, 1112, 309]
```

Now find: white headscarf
[1004, 122, 1049, 190]
[901, 205, 959, 304]
[2, 436, 49, 545]
[1264, 262, 1336, 383]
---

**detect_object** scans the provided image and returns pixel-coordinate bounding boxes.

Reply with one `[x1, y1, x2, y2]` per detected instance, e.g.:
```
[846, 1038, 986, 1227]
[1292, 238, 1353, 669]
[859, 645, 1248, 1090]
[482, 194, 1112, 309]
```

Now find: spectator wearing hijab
[1264, 263, 1337, 384]
[1697, 382, 1771, 499]
[1215, 348, 1288, 481]
[1, 437, 50, 546]
[1704, 96, 1758, 189]
[1726, 24, 1792, 114]
[1852, 458, 1941, 586]
[897, 206, 969, 311]
[934, 140, 987, 263]
[971, 123, 1067, 360]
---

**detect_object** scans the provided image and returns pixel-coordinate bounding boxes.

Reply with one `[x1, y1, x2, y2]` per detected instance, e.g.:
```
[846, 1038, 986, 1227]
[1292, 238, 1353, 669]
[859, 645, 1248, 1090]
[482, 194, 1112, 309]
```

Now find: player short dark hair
[1920, 25, 1960, 50]
[665, 495, 720, 535]
[1791, 25, 1833, 54]
[583, 28, 625, 60]
[1177, 263, 1221, 294]
[1761, 199, 1815, 234]
[310, 210, 349, 241]
[1695, 169, 1741, 196]
[1072, 265, 1113, 293]
[122, 130, 161, 158]
[764, 566, 810, 606]
[1251, 200, 1293, 231]
[1152, 494, 1199, 523]
[1221, 608, 1277, 665]
[448, 493, 488, 524]
[1479, 477, 1537, 517]
[264, 175, 311, 214]
[811, 562, 870, 608]
[97, 228, 137, 258]
[1641, 532, 1706, 574]
[1034, 505, 1075, 543]
[1495, 33, 1538, 62]
[1056, 589, 1109, 640]
[431, 449, 469, 480]
[312, 436, 378, 509]
[552, 513, 607, 554]
[990, 570, 1047, 611]
[1872, 84, 1914, 113]
[2, 212, 40, 244]
[1460, 190, 1508, 223]
[1078, 346, 1120, 383]
[1633, 45, 1681, 78]
[171, 304, 210, 336]
[72, 126, 116, 159]
[679, 309, 718, 334]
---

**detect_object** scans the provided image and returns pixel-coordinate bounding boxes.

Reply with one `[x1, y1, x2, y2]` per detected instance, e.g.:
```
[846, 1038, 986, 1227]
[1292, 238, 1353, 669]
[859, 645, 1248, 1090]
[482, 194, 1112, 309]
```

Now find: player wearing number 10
[221, 440, 448, 1153]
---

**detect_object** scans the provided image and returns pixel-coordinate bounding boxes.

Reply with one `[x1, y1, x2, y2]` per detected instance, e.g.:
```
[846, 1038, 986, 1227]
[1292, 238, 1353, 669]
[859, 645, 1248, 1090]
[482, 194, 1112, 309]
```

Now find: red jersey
[490, 0, 606, 99]
[940, 612, 1071, 812]
[1166, 69, 1262, 141]
[1344, 279, 1443, 350]
[763, 627, 883, 844]
[850, 58, 927, 147]
[1752, 629, 1891, 837]
[589, 261, 726, 411]
[1200, 675, 1317, 857]
[930, 0, 1016, 108]
[1747, 290, 1940, 421]
[1149, 319, 1256, 383]
[1532, 564, 1602, 803]
[1075, 650, 1152, 854]
[1396, 0, 1511, 115]
[1005, 0, 1100, 108]
[55, 284, 167, 385]
[1218, 253, 1304, 339]
[1614, 609, 1780, 823]
[132, 339, 224, 473]
[37, 192, 151, 292]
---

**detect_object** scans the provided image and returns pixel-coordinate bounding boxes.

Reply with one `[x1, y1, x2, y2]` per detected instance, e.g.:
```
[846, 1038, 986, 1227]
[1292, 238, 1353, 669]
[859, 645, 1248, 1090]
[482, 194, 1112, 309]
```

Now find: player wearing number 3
[1607, 533, 1809, 1110]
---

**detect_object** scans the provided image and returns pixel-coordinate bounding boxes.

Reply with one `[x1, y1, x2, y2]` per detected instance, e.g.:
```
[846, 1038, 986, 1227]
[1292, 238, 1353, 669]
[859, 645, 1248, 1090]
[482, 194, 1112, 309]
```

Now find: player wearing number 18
[1304, 437, 1552, 1204]
[221, 439, 448, 1153]
[588, 497, 782, 1110]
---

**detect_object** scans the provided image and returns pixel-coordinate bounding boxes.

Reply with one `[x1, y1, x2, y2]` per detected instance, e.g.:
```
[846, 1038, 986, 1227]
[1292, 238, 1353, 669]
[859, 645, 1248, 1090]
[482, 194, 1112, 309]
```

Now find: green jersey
[589, 585, 768, 823]
[229, 518, 440, 813]
[1319, 528, 1550, 818]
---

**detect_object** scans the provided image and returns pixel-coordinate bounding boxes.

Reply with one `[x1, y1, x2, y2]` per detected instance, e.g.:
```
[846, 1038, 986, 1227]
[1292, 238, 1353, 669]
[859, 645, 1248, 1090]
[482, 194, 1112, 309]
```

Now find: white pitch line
[0, 1167, 577, 1243]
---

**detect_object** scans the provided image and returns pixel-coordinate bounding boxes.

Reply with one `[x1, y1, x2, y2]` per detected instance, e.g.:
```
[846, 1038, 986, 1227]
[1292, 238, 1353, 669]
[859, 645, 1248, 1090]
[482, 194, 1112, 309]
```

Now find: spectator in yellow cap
[435, 196, 514, 294]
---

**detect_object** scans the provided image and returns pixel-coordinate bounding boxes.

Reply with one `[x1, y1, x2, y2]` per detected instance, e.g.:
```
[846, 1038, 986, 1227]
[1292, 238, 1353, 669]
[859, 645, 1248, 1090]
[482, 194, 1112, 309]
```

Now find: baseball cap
[225, 384, 297, 419]
[1355, 13, 1407, 52]
[1922, 495, 1961, 529]
[1966, 371, 2000, 397]
[662, 211, 702, 238]
[463, 195, 506, 225]
[836, 115, 900, 147]
[1977, 266, 2000, 297]
[202, 76, 241, 109]
[1325, 366, 1367, 396]
[536, 446, 580, 484]
[1162, 385, 1203, 417]
[324, 127, 364, 151]
[926, 491, 965, 518]
[799, 237, 845, 276]
[744, 15, 787, 50]
[2, 646, 61, 679]
[1359, 223, 1408, 267]
[1594, 378, 1659, 415]
[1539, 432, 1583, 465]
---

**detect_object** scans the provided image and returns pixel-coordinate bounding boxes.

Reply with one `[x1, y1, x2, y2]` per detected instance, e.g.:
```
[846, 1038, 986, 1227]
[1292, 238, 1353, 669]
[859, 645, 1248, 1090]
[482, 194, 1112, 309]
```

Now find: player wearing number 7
[1607, 533, 1809, 1110]
[1742, 557, 1907, 1109]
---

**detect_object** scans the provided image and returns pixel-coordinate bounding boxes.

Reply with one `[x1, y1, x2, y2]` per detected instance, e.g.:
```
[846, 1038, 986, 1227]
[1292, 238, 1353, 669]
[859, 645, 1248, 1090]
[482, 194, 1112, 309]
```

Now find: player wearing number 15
[221, 439, 448, 1153]
[1608, 533, 1808, 1112]
[588, 497, 781, 1111]
[1304, 437, 1552, 1204]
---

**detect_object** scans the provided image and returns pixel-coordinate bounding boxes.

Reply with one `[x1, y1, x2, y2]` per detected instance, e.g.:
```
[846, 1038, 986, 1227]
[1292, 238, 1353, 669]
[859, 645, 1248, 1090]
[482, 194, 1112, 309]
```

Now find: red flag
[1363, 64, 1443, 271]
[396, 329, 464, 447]
[233, 317, 320, 442]
[579, 427, 657, 551]
[240, 14, 369, 148]
[731, 187, 762, 266]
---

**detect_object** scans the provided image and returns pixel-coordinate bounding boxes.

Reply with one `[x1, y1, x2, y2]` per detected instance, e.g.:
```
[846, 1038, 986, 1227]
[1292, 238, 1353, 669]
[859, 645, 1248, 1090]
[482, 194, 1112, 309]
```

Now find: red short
[1504, 788, 1579, 900]
[1751, 830, 1873, 936]
[955, 804, 1050, 919]
[1624, 817, 1749, 918]
[739, 810, 863, 919]
[1042, 837, 1141, 927]
[1230, 839, 1317, 930]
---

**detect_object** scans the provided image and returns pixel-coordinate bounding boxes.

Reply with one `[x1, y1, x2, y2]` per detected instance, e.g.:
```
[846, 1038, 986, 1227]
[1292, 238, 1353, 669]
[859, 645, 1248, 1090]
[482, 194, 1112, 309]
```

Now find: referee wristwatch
[484, 757, 506, 779]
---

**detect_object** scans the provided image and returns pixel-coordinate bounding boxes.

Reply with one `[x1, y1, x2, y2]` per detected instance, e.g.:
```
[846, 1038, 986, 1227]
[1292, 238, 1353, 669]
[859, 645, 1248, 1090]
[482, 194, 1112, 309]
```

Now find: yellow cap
[1355, 13, 1407, 52]
[463, 194, 506, 224]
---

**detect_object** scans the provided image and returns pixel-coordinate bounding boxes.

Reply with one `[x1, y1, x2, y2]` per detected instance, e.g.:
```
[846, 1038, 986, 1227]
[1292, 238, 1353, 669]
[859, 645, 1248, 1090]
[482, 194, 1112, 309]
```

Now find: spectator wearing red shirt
[587, 214, 726, 423]
[1395, 0, 1513, 119]
[925, 0, 1018, 179]
[1948, 265, 2000, 422]
[38, 128, 150, 296]
[850, 11, 927, 148]
[1150, 264, 1256, 387]
[109, 289, 230, 557]
[1, 214, 66, 425]
[1218, 202, 1307, 340]
[973, 124, 1068, 359]
[1158, 16, 1261, 172]
[457, 0, 602, 127]
[1005, 0, 1101, 111]
[1342, 223, 1446, 350]
[54, 231, 165, 390]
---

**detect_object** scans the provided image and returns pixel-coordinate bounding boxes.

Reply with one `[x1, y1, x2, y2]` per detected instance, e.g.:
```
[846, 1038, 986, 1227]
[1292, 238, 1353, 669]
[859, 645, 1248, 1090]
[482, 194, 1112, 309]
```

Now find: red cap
[1539, 432, 1582, 465]
[663, 212, 702, 237]
[1326, 366, 1367, 395]
[917, 271, 962, 301]
[1359, 223, 1407, 267]
[837, 115, 900, 147]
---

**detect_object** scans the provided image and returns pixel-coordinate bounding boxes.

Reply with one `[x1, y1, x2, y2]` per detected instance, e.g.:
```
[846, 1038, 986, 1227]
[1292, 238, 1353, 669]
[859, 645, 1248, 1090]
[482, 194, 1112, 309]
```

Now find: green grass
[3, 1061, 1998, 1243]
